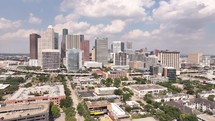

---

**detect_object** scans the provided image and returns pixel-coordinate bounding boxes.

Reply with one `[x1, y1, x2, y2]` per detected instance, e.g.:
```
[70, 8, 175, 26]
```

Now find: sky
[0, 0, 215, 54]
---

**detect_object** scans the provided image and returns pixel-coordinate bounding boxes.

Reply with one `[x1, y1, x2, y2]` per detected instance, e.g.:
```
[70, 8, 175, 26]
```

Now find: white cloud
[0, 18, 22, 30]
[28, 13, 42, 24]
[60, 0, 153, 20]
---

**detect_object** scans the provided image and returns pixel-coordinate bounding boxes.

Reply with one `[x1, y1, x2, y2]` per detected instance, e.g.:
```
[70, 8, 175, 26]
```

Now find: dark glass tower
[30, 33, 40, 59]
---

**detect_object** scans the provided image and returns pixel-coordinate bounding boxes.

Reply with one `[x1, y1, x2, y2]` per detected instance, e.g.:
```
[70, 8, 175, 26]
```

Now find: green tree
[122, 93, 131, 102]
[179, 114, 198, 121]
[114, 89, 123, 95]
[113, 78, 121, 87]
[24, 82, 32, 88]
[51, 105, 60, 118]
[208, 95, 215, 101]
[105, 78, 113, 87]
[60, 97, 73, 108]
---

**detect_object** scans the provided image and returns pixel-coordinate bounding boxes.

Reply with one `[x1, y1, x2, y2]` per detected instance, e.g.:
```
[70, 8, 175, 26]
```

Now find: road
[66, 77, 85, 121]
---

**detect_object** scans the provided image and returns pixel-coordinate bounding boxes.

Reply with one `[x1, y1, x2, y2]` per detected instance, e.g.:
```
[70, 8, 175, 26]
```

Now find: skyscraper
[65, 35, 83, 50]
[30, 33, 40, 59]
[111, 41, 125, 53]
[42, 49, 60, 70]
[38, 25, 59, 67]
[158, 50, 180, 70]
[66, 49, 82, 72]
[126, 41, 132, 50]
[95, 37, 108, 64]
[114, 52, 127, 66]
[81, 40, 90, 61]
[61, 28, 68, 59]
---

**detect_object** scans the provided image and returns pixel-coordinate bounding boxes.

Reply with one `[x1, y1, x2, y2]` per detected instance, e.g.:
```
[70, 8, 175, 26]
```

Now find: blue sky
[0, 0, 215, 54]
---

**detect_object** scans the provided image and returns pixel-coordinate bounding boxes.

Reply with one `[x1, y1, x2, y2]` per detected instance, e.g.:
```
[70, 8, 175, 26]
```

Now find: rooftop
[7, 85, 65, 100]
[86, 100, 109, 109]
[197, 114, 215, 121]
[0, 84, 9, 89]
[0, 102, 49, 120]
[129, 84, 167, 91]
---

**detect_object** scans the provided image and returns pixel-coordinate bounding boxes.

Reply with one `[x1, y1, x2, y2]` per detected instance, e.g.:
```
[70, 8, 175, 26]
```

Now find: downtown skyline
[0, 0, 215, 54]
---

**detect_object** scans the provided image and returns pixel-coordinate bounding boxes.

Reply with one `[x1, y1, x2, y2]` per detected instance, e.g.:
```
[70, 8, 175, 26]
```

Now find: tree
[208, 95, 215, 101]
[179, 114, 198, 121]
[113, 78, 121, 87]
[24, 83, 32, 88]
[51, 105, 60, 118]
[122, 93, 131, 102]
[105, 78, 113, 87]
[114, 89, 123, 95]
[60, 97, 73, 108]
[77, 103, 84, 115]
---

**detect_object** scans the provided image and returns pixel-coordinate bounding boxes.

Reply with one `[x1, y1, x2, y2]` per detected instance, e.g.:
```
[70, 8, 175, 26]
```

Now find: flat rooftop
[129, 84, 167, 91]
[0, 84, 9, 89]
[197, 114, 215, 121]
[7, 85, 65, 100]
[0, 102, 49, 120]
[86, 100, 109, 109]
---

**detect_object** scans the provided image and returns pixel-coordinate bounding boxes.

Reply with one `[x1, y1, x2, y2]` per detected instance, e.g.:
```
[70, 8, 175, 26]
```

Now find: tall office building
[66, 49, 82, 72]
[30, 33, 40, 59]
[81, 40, 90, 61]
[42, 49, 60, 70]
[114, 52, 127, 66]
[111, 41, 125, 53]
[95, 37, 108, 64]
[158, 50, 180, 70]
[61, 28, 68, 59]
[65, 35, 83, 50]
[126, 41, 132, 50]
[187, 53, 202, 64]
[91, 47, 96, 61]
[38, 25, 59, 67]
[29, 34, 40, 66]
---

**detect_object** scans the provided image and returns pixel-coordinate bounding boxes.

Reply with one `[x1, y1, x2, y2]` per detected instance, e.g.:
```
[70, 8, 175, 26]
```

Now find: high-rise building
[30, 33, 40, 59]
[126, 41, 132, 50]
[61, 28, 68, 59]
[91, 47, 96, 61]
[66, 49, 82, 72]
[187, 53, 202, 64]
[114, 52, 127, 66]
[158, 50, 180, 70]
[201, 56, 211, 67]
[38, 25, 59, 67]
[81, 40, 90, 61]
[42, 49, 60, 71]
[111, 41, 125, 53]
[65, 35, 83, 50]
[95, 37, 108, 64]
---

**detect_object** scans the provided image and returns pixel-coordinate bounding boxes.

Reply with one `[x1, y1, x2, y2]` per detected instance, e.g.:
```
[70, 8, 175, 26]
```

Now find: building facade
[158, 50, 180, 70]
[61, 28, 68, 59]
[66, 34, 84, 50]
[66, 48, 82, 72]
[42, 49, 60, 71]
[111, 41, 125, 53]
[30, 33, 40, 59]
[114, 52, 128, 66]
[95, 37, 108, 64]
[81, 40, 90, 61]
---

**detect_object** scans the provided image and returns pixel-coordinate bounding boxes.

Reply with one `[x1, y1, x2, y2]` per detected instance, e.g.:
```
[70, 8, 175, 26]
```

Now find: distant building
[129, 61, 144, 69]
[163, 67, 176, 80]
[66, 48, 82, 72]
[154, 93, 189, 102]
[95, 37, 108, 64]
[61, 28, 68, 59]
[126, 41, 132, 50]
[187, 53, 202, 64]
[42, 49, 60, 71]
[65, 34, 84, 50]
[38, 25, 59, 66]
[113, 52, 128, 66]
[84, 61, 102, 69]
[5, 85, 66, 105]
[0, 102, 50, 121]
[91, 47, 96, 61]
[128, 84, 167, 98]
[29, 33, 41, 66]
[103, 71, 128, 79]
[111, 41, 125, 53]
[81, 40, 90, 61]
[158, 50, 180, 70]
[201, 55, 211, 67]
[94, 87, 118, 95]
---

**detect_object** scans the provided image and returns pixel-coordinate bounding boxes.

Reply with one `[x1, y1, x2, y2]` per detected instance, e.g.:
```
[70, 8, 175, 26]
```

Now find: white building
[84, 61, 102, 69]
[128, 84, 167, 98]
[154, 93, 189, 102]
[108, 103, 130, 120]
[111, 41, 125, 53]
[94, 87, 118, 95]
[0, 84, 9, 89]
[38, 25, 58, 67]
[29, 59, 38, 67]
[199, 89, 215, 99]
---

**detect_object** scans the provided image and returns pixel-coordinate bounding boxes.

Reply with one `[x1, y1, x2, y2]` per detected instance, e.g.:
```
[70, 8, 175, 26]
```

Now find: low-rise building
[199, 89, 215, 99]
[103, 71, 128, 79]
[0, 84, 9, 89]
[73, 77, 95, 89]
[154, 93, 189, 102]
[108, 103, 130, 121]
[197, 114, 215, 121]
[193, 98, 215, 112]
[86, 100, 109, 116]
[126, 101, 140, 108]
[0, 102, 49, 121]
[5, 85, 66, 105]
[95, 87, 118, 95]
[84, 61, 102, 69]
[128, 84, 167, 98]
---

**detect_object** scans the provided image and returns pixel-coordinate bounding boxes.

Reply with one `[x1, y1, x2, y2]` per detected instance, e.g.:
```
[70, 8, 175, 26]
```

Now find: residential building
[111, 41, 125, 53]
[38, 25, 58, 66]
[42, 49, 60, 71]
[158, 50, 180, 70]
[0, 102, 49, 121]
[128, 84, 168, 98]
[66, 48, 82, 72]
[5, 85, 66, 105]
[187, 53, 202, 64]
[81, 40, 90, 61]
[95, 37, 108, 64]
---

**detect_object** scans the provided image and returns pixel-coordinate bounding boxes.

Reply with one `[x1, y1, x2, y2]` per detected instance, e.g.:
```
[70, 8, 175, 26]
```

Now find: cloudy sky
[0, 0, 215, 54]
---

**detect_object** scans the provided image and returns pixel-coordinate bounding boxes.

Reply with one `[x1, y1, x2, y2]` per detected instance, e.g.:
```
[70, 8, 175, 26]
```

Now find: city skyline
[0, 0, 215, 54]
